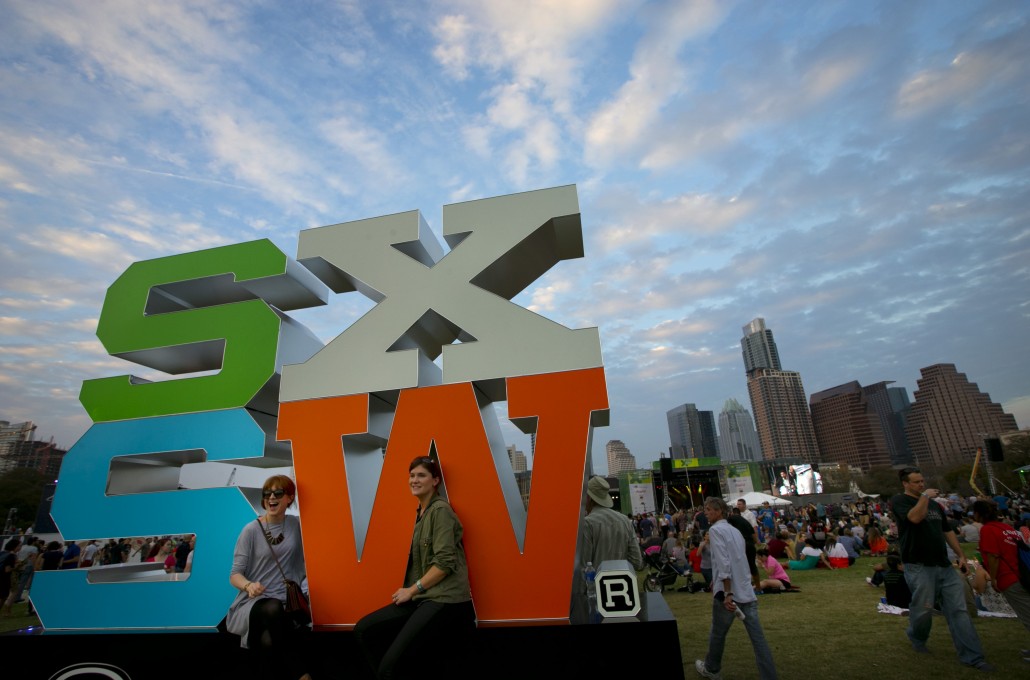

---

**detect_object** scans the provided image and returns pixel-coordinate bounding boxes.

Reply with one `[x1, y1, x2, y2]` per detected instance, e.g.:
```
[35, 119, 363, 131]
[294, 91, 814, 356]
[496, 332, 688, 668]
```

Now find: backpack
[1016, 536, 1030, 592]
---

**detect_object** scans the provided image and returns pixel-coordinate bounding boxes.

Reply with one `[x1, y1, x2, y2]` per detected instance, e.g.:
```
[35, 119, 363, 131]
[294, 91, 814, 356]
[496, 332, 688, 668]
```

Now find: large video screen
[774, 464, 823, 496]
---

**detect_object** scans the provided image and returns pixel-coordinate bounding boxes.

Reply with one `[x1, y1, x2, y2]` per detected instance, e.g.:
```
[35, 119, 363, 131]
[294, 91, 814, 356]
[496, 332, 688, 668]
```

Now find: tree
[0, 467, 46, 534]
[941, 462, 974, 496]
[856, 465, 902, 499]
[993, 433, 1030, 493]
[819, 466, 853, 494]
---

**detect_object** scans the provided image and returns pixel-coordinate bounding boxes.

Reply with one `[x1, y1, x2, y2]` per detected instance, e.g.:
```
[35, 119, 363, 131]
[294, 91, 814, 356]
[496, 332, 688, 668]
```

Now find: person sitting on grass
[962, 557, 1015, 616]
[756, 544, 799, 592]
[766, 531, 789, 560]
[787, 537, 833, 570]
[825, 534, 850, 569]
[837, 527, 861, 566]
[865, 553, 912, 608]
[866, 525, 888, 556]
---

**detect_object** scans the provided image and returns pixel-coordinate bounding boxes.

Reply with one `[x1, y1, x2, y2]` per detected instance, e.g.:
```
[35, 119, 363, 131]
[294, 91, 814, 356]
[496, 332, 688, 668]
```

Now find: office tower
[718, 398, 762, 462]
[905, 364, 1018, 468]
[667, 404, 718, 459]
[0, 420, 38, 473]
[506, 444, 528, 473]
[741, 320, 819, 463]
[741, 318, 781, 372]
[667, 405, 691, 458]
[886, 386, 915, 465]
[606, 439, 637, 474]
[809, 381, 892, 470]
[699, 410, 718, 458]
[2, 437, 66, 479]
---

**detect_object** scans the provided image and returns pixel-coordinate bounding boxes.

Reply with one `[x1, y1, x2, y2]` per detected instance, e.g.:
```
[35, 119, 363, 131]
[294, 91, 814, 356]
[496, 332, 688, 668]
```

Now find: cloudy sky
[1, 0, 1027, 477]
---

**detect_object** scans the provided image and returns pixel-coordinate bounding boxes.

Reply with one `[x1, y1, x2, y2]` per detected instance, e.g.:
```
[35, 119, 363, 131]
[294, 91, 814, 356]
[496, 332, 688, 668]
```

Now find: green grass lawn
[661, 554, 1028, 679]
[3, 553, 1027, 679]
[0, 598, 42, 634]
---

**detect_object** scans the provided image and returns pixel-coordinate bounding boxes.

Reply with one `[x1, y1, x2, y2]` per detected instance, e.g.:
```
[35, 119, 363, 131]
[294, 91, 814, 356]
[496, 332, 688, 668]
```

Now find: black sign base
[1, 593, 682, 680]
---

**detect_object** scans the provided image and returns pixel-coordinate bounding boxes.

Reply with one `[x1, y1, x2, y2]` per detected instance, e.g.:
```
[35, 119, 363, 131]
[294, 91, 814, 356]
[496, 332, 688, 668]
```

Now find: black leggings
[247, 597, 309, 680]
[354, 599, 475, 680]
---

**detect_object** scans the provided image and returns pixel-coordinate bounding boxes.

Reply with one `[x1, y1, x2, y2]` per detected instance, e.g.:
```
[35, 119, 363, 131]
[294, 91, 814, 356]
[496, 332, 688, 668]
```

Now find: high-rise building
[717, 398, 762, 462]
[0, 420, 65, 478]
[667, 404, 718, 459]
[809, 381, 892, 471]
[606, 440, 637, 474]
[904, 364, 1018, 468]
[667, 405, 691, 458]
[741, 319, 819, 463]
[506, 444, 528, 472]
[876, 383, 914, 466]
[0, 420, 35, 452]
[741, 318, 781, 372]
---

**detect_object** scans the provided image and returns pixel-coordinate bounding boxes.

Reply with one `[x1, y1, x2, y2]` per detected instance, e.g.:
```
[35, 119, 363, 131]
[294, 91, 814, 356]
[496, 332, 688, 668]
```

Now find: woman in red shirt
[974, 500, 1030, 634]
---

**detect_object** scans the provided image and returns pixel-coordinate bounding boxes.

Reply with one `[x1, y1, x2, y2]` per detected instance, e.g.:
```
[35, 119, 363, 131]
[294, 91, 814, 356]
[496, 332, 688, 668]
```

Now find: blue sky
[1, 0, 1027, 475]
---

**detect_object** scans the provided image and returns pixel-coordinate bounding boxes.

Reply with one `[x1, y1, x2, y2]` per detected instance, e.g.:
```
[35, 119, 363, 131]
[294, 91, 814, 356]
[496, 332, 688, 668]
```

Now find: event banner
[32, 185, 610, 630]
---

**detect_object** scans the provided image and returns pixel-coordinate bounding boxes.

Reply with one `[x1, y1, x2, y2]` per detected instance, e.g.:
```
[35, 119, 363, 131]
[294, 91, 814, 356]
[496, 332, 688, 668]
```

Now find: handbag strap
[257, 518, 290, 584]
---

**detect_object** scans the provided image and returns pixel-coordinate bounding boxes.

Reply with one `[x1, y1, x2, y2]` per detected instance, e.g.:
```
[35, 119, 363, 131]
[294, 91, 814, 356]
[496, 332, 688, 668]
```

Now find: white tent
[724, 491, 793, 508]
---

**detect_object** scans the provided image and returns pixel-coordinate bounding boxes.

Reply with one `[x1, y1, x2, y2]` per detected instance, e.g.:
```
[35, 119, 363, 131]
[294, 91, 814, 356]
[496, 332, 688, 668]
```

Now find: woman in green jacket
[354, 455, 475, 679]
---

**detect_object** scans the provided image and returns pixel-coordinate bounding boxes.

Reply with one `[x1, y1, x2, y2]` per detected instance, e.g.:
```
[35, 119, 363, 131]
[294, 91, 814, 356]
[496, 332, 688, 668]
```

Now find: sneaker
[865, 577, 875, 586]
[695, 659, 722, 680]
[966, 661, 996, 672]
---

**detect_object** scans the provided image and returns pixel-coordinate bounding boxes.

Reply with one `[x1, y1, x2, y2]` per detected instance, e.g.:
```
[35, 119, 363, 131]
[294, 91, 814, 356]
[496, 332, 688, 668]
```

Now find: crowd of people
[0, 533, 196, 617]
[628, 476, 1030, 676]
[4, 466, 1029, 679]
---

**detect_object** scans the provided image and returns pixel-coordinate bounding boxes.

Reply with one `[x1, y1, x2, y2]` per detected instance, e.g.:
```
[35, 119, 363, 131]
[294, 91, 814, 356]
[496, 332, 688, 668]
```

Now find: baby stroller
[643, 547, 695, 593]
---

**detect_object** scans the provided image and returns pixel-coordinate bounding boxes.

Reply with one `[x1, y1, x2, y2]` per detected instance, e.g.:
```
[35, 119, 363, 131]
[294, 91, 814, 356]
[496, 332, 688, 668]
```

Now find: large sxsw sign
[32, 185, 610, 630]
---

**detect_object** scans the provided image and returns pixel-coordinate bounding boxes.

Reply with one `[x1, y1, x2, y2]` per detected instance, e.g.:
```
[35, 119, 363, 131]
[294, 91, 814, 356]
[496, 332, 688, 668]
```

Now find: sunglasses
[262, 489, 288, 499]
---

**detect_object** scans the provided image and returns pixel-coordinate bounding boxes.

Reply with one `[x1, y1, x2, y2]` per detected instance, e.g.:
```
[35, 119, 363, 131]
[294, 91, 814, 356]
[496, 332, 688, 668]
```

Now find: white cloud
[584, 0, 731, 165]
[18, 226, 135, 270]
[595, 192, 755, 251]
[430, 0, 633, 184]
[320, 115, 405, 185]
[432, 14, 474, 80]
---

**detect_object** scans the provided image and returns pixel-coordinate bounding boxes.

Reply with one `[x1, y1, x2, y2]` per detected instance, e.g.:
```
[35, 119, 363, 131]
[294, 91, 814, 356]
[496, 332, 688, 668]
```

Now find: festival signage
[32, 185, 610, 629]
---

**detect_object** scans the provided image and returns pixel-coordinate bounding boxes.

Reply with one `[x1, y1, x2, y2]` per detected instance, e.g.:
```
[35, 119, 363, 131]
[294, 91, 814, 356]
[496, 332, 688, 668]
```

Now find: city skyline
[1, 3, 1028, 479]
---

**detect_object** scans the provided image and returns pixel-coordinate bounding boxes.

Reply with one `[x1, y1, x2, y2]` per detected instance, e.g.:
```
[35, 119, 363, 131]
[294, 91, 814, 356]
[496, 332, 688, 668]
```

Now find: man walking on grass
[890, 467, 994, 672]
[695, 497, 778, 680]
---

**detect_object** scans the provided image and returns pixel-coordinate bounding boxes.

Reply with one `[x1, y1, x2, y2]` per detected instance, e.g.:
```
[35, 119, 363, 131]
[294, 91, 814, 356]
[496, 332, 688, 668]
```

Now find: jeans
[1001, 582, 1030, 633]
[904, 563, 985, 665]
[704, 598, 778, 680]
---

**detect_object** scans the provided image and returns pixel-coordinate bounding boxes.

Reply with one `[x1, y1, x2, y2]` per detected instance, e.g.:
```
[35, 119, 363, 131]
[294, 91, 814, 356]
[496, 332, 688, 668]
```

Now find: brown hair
[261, 475, 297, 509]
[409, 456, 441, 481]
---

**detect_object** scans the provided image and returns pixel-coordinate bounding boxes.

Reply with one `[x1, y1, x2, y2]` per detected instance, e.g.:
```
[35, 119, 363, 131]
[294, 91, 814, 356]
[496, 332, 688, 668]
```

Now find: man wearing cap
[581, 476, 643, 573]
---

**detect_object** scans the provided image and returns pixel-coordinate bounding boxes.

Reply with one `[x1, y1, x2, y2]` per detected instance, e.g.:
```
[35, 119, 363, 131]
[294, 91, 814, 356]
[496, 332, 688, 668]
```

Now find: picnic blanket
[876, 602, 1015, 618]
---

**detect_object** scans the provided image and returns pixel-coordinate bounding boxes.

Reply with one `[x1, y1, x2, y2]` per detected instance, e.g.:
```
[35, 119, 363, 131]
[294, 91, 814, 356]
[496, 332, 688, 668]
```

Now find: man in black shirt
[728, 508, 759, 590]
[890, 467, 993, 672]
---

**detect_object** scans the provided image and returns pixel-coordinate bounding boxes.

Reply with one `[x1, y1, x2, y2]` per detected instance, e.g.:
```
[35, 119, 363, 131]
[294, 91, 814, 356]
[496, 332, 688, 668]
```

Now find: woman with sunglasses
[225, 474, 312, 680]
[354, 456, 475, 679]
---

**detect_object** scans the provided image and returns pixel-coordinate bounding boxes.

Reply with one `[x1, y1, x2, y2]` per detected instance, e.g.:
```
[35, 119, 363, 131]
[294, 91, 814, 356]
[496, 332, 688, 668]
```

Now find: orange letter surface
[280, 367, 608, 627]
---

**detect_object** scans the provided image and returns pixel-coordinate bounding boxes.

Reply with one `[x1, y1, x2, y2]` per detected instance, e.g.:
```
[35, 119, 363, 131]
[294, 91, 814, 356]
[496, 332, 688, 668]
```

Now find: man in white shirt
[736, 499, 759, 536]
[958, 518, 981, 543]
[81, 540, 99, 568]
[695, 497, 778, 680]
